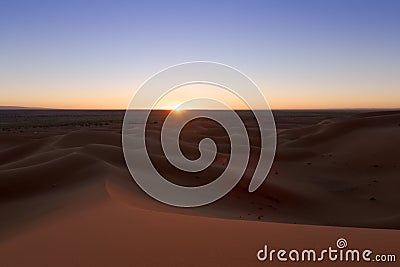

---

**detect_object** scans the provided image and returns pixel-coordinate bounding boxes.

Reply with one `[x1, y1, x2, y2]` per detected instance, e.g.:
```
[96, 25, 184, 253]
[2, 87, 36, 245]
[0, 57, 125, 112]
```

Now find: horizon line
[1, 106, 400, 112]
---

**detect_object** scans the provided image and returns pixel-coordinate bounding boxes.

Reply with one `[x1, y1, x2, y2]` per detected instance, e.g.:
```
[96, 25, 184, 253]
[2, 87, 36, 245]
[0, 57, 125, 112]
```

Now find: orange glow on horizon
[2, 83, 400, 110]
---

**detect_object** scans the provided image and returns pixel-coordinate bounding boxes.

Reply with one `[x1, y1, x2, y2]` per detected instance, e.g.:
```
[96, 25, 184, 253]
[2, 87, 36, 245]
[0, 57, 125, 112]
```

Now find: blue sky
[1, 0, 399, 109]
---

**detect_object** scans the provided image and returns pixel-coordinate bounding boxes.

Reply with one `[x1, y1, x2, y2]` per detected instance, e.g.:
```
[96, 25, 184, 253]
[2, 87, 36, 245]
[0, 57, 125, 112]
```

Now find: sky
[1, 0, 399, 109]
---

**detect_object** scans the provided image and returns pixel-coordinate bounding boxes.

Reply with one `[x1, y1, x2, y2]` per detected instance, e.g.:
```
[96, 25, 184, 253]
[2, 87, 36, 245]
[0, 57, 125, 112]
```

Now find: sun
[173, 105, 183, 112]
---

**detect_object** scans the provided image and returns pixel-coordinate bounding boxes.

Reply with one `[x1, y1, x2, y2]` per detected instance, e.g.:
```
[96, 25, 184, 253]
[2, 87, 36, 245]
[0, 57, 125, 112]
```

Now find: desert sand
[0, 109, 399, 266]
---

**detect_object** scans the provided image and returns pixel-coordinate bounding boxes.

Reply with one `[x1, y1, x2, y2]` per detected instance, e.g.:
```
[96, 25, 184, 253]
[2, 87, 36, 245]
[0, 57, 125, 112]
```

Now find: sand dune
[0, 110, 399, 266]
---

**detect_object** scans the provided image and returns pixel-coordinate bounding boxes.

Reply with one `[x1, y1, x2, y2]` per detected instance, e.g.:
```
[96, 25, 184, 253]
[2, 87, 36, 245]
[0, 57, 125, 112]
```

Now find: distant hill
[0, 106, 51, 110]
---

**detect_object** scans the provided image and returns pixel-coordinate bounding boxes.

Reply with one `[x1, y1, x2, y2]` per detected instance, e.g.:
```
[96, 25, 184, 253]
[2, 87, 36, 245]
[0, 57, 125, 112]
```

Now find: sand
[0, 110, 399, 266]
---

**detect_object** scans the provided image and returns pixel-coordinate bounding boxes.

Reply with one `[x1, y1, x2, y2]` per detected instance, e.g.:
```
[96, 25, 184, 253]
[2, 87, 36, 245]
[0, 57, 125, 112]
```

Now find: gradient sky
[1, 0, 399, 109]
